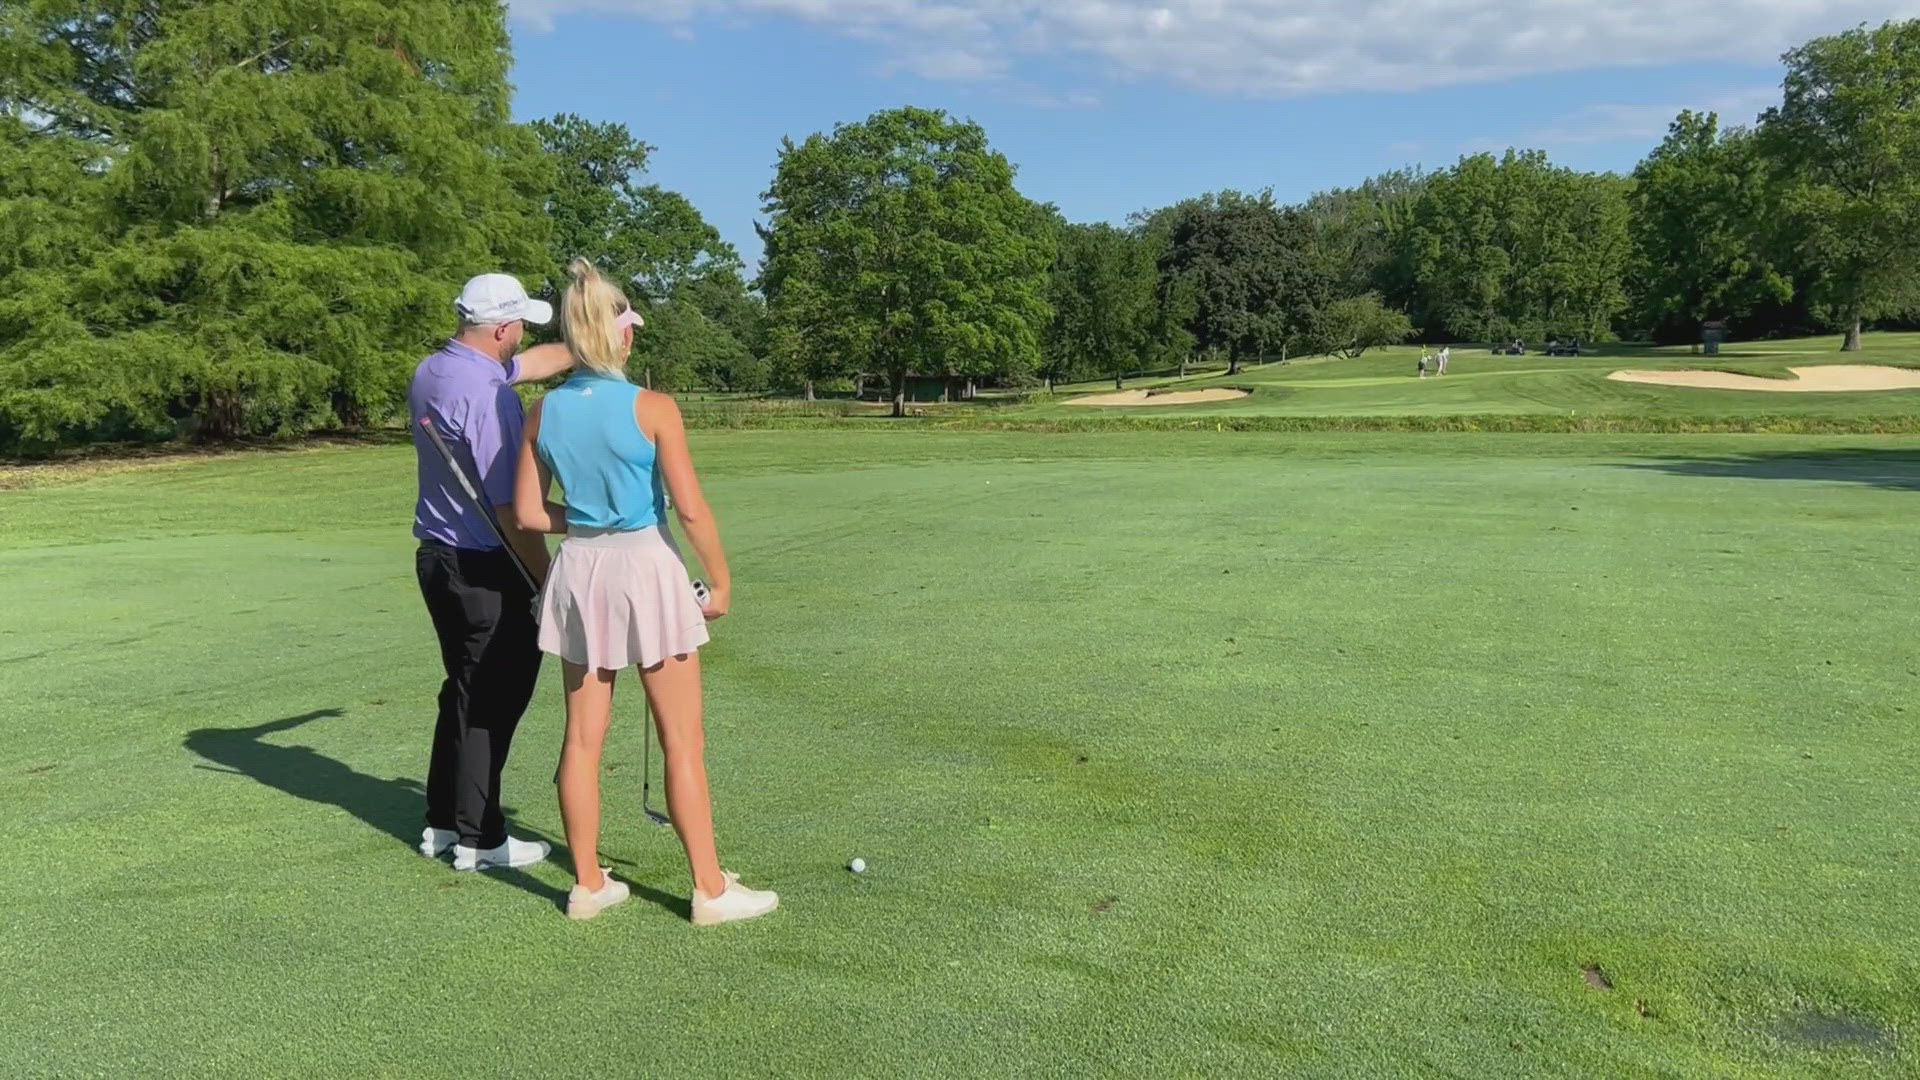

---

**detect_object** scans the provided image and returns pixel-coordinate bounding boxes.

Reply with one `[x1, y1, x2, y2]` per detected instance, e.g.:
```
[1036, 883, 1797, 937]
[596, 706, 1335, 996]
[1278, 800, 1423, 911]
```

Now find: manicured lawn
[3, 430, 1916, 1076]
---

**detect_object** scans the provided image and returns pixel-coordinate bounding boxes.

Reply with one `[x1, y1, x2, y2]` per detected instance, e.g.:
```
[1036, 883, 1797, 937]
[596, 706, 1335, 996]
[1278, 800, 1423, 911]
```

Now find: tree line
[2, 5, 1916, 447]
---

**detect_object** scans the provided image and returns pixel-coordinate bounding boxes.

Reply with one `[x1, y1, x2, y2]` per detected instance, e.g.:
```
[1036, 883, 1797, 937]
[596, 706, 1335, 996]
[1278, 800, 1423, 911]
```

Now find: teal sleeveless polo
[534, 370, 664, 531]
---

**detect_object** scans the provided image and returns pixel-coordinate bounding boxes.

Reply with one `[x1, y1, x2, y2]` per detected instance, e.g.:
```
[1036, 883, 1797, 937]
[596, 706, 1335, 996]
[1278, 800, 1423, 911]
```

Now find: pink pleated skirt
[536, 526, 711, 672]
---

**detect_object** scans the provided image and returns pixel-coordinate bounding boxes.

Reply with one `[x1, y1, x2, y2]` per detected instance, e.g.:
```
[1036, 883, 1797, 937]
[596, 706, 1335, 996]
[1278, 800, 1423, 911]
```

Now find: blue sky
[506, 1, 1916, 270]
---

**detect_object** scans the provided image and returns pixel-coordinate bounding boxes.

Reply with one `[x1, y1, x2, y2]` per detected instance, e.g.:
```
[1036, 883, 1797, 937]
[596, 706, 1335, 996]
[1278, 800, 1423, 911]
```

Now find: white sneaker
[692, 876, 779, 926]
[420, 827, 456, 858]
[567, 869, 631, 920]
[452, 836, 551, 871]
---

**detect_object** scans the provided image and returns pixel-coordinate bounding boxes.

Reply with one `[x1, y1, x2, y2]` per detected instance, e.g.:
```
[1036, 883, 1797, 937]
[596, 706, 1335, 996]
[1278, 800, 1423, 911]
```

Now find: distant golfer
[1418, 351, 1430, 378]
[513, 258, 777, 924]
[1437, 346, 1451, 376]
[410, 273, 574, 872]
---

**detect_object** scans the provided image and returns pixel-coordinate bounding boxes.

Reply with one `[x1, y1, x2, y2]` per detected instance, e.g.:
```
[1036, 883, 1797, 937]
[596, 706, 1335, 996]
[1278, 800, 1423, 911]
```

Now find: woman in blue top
[514, 258, 777, 925]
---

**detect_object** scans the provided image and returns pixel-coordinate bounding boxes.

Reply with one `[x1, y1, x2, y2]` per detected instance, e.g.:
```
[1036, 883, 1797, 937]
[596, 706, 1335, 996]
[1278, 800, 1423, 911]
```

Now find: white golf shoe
[692, 875, 778, 926]
[451, 836, 551, 871]
[567, 869, 631, 921]
[419, 827, 457, 858]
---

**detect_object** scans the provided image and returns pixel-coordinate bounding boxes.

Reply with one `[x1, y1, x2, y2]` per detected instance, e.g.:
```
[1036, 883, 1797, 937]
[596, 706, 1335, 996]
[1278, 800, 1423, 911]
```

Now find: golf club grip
[417, 416, 540, 594]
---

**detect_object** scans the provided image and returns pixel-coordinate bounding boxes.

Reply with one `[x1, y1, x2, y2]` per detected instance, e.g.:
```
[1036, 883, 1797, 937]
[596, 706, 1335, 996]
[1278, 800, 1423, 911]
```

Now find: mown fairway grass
[1031, 333, 1920, 422]
[3, 430, 1917, 1077]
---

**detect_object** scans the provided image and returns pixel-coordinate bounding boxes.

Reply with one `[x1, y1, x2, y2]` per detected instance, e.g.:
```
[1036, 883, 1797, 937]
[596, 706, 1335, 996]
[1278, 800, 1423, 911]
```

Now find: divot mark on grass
[1091, 897, 1118, 915]
[1581, 964, 1614, 991]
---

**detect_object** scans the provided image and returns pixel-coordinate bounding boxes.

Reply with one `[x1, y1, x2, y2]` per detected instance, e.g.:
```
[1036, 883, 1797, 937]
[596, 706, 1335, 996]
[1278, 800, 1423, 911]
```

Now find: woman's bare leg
[559, 661, 616, 890]
[639, 652, 726, 898]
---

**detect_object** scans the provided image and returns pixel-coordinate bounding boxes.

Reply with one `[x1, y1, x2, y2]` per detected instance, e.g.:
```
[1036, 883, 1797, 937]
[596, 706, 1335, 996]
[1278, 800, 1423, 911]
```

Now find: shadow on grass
[184, 708, 688, 919]
[1621, 448, 1920, 492]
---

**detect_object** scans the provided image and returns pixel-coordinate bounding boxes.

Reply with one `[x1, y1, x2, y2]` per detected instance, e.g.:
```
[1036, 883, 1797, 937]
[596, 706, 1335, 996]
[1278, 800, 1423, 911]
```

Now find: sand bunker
[1608, 365, 1920, 393]
[1066, 388, 1251, 406]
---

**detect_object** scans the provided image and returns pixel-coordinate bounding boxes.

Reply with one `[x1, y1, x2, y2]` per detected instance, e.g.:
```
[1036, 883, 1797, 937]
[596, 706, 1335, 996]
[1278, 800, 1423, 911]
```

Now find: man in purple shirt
[410, 273, 573, 872]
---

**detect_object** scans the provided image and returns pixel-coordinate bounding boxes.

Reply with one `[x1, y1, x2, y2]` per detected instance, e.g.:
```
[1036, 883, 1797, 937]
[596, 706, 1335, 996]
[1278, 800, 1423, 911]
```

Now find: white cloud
[1014, 88, 1104, 109]
[1525, 86, 1781, 146]
[882, 47, 1009, 81]
[507, 1, 1918, 94]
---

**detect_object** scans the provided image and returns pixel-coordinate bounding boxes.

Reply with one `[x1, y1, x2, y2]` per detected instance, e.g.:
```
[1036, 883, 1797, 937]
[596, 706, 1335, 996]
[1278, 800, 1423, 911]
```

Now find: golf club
[417, 416, 539, 606]
[640, 695, 669, 827]
[641, 578, 710, 828]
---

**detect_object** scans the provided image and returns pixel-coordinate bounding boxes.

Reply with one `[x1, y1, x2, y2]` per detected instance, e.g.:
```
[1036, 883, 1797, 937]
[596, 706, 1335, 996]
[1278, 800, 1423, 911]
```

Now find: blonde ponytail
[561, 257, 636, 375]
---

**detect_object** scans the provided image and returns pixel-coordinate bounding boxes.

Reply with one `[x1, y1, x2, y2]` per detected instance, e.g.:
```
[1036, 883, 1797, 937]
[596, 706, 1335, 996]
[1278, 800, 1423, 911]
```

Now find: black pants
[415, 541, 542, 849]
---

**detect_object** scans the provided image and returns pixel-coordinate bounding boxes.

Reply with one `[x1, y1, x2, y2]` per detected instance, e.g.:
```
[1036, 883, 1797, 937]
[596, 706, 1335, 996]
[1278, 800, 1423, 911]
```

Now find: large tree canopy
[531, 111, 759, 391]
[0, 0, 550, 448]
[759, 106, 1054, 415]
[1044, 221, 1157, 389]
[1159, 191, 1330, 374]
[1759, 20, 1920, 351]
[1409, 151, 1631, 344]
[1628, 111, 1792, 343]
[530, 112, 740, 302]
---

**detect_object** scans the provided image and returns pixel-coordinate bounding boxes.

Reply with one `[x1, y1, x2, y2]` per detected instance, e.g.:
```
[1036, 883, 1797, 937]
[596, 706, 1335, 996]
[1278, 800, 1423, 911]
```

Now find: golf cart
[1544, 337, 1582, 357]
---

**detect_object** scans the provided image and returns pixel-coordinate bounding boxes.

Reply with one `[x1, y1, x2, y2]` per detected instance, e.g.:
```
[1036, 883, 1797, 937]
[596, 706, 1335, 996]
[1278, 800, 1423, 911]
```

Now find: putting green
[3, 431, 1915, 1076]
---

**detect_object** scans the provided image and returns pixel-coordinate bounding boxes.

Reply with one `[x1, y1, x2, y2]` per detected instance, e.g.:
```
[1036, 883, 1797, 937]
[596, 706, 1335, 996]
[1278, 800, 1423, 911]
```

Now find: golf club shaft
[642, 693, 671, 825]
[417, 416, 539, 593]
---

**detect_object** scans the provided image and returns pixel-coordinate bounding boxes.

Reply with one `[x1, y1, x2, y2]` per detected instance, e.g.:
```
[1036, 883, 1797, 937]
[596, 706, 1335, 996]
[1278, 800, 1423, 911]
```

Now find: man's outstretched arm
[510, 343, 574, 385]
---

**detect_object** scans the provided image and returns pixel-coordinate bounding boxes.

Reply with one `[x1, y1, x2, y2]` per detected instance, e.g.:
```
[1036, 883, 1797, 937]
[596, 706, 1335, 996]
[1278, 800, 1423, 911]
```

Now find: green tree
[678, 269, 767, 362]
[1410, 151, 1631, 344]
[1321, 294, 1415, 358]
[629, 299, 762, 393]
[1127, 203, 1200, 374]
[1627, 111, 1792, 343]
[530, 112, 741, 304]
[1302, 168, 1428, 316]
[1045, 221, 1156, 390]
[1760, 20, 1920, 351]
[0, 106, 109, 449]
[1159, 191, 1329, 374]
[759, 106, 1054, 416]
[755, 222, 840, 399]
[529, 112, 650, 292]
[0, 0, 550, 450]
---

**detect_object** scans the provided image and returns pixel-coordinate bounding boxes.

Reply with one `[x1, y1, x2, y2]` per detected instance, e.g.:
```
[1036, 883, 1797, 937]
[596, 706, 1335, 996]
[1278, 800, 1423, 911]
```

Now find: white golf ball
[848, 858, 867, 874]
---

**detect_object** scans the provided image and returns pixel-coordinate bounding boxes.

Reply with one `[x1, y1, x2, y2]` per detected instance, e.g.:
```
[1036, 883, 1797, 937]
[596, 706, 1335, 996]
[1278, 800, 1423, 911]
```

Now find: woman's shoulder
[634, 387, 683, 419]
[633, 387, 684, 440]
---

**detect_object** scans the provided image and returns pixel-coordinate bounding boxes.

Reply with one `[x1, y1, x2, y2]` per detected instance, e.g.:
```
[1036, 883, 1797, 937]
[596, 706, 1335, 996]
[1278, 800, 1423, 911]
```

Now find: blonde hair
[561, 257, 635, 375]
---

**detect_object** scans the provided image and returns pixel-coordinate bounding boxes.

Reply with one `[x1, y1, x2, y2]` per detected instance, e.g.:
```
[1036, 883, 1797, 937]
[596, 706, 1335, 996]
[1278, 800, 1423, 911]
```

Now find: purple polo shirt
[409, 340, 523, 550]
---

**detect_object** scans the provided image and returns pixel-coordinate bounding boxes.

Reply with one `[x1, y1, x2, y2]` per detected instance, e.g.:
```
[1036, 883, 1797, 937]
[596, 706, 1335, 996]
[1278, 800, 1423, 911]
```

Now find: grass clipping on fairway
[1608, 365, 1920, 393]
[1066, 388, 1251, 406]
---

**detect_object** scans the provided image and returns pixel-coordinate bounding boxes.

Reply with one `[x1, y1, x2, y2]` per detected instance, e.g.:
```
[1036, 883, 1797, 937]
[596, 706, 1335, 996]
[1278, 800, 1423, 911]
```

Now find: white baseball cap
[454, 273, 553, 326]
